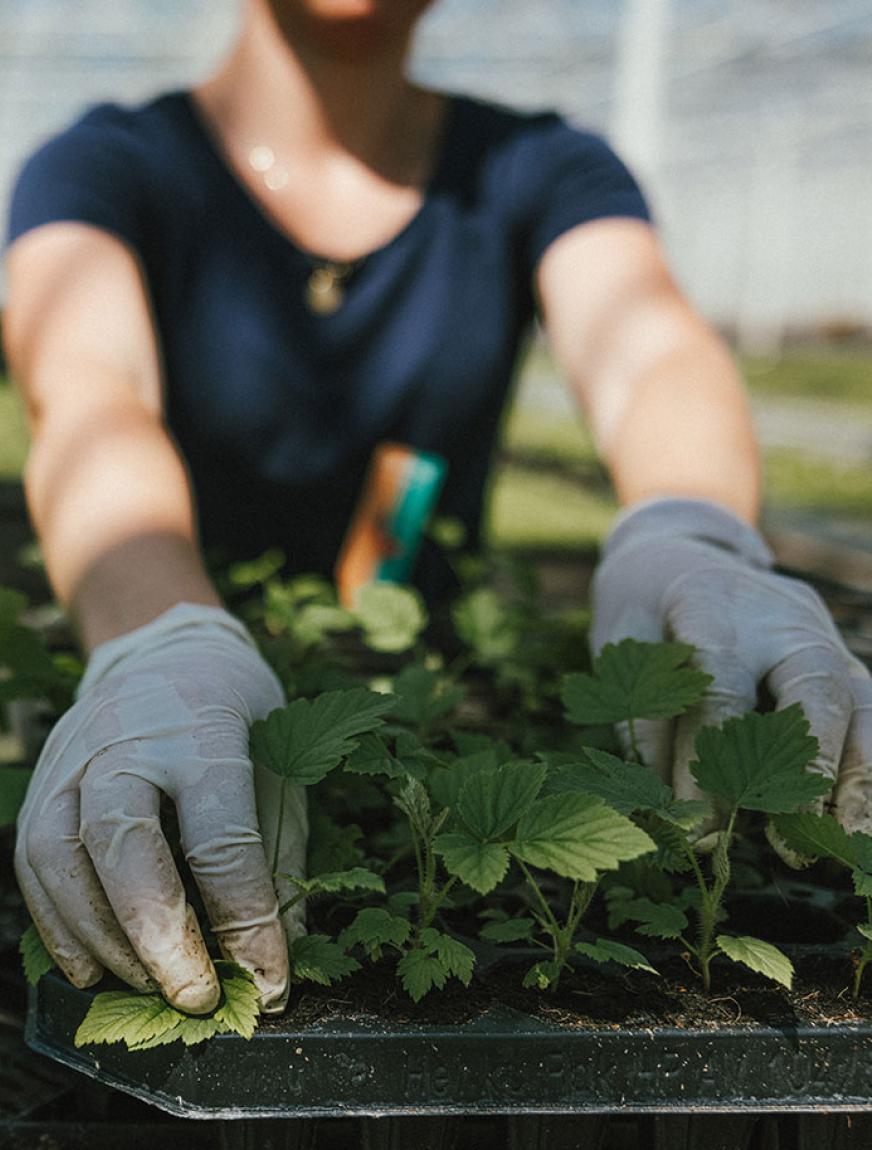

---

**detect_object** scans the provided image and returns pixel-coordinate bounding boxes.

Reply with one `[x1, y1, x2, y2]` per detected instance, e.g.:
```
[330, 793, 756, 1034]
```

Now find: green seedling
[603, 707, 827, 991]
[772, 811, 872, 999]
[74, 961, 261, 1051]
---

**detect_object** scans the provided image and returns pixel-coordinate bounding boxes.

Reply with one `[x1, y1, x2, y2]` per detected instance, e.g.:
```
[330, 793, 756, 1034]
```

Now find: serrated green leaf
[419, 928, 475, 986]
[339, 908, 411, 955]
[854, 870, 872, 897]
[479, 917, 536, 943]
[452, 587, 519, 664]
[250, 688, 392, 784]
[690, 706, 827, 814]
[75, 961, 260, 1051]
[389, 666, 465, 726]
[716, 934, 794, 989]
[290, 934, 360, 986]
[0, 768, 31, 827]
[211, 961, 262, 1041]
[457, 760, 547, 840]
[574, 938, 657, 974]
[393, 776, 432, 835]
[397, 948, 447, 1002]
[433, 833, 510, 894]
[561, 639, 712, 726]
[74, 992, 182, 1049]
[857, 924, 872, 942]
[510, 793, 655, 881]
[633, 812, 693, 874]
[20, 923, 55, 985]
[353, 583, 428, 653]
[546, 747, 674, 815]
[344, 733, 408, 779]
[308, 867, 386, 895]
[607, 896, 689, 940]
[771, 812, 857, 868]
[428, 750, 498, 810]
[522, 960, 561, 990]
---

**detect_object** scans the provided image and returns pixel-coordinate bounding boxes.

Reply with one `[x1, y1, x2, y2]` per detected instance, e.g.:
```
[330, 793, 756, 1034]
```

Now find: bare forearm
[25, 370, 220, 652]
[597, 330, 762, 524]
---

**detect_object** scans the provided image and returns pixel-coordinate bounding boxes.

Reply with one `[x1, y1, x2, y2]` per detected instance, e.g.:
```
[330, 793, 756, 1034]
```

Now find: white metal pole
[611, 0, 671, 190]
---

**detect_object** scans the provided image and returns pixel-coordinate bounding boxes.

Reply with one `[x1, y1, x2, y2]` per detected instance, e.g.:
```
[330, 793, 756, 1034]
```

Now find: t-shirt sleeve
[517, 114, 653, 270]
[5, 104, 151, 253]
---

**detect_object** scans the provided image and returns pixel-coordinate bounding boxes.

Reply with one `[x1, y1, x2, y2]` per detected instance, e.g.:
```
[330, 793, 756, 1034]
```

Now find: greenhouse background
[1, 0, 871, 351]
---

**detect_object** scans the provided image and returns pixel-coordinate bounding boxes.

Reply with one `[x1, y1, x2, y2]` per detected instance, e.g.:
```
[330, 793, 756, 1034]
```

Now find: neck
[197, 0, 427, 175]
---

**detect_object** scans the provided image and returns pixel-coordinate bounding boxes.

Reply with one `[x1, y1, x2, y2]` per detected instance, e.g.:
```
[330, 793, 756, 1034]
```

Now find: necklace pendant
[306, 265, 347, 316]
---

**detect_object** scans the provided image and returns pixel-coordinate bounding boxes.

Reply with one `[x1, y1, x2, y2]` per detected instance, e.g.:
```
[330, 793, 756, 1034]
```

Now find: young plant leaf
[574, 938, 657, 975]
[339, 908, 411, 958]
[279, 867, 385, 896]
[353, 583, 428, 653]
[393, 777, 432, 836]
[690, 705, 827, 814]
[857, 924, 872, 943]
[479, 917, 536, 943]
[344, 732, 408, 779]
[510, 793, 656, 882]
[75, 992, 182, 1050]
[290, 935, 360, 986]
[209, 961, 263, 1040]
[124, 961, 262, 1049]
[419, 928, 475, 986]
[397, 948, 447, 1002]
[250, 688, 392, 785]
[433, 833, 510, 894]
[771, 811, 857, 868]
[607, 895, 689, 940]
[545, 748, 709, 829]
[561, 639, 711, 726]
[428, 750, 499, 810]
[456, 760, 547, 840]
[522, 960, 562, 990]
[716, 934, 794, 989]
[20, 923, 55, 985]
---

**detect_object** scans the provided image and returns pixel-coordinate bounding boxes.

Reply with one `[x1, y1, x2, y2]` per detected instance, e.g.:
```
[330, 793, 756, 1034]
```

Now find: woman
[5, 0, 870, 1017]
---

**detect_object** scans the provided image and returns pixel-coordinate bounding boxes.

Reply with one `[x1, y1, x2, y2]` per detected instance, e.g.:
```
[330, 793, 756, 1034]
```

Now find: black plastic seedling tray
[26, 951, 872, 1122]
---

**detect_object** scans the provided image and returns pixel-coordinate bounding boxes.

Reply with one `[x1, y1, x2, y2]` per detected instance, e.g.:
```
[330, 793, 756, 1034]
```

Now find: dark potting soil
[255, 948, 869, 1036]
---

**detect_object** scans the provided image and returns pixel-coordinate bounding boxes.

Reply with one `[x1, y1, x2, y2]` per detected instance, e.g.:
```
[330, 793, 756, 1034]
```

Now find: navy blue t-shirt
[6, 90, 651, 598]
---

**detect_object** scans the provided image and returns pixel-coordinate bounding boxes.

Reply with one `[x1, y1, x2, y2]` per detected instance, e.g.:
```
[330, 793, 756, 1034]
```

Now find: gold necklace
[247, 145, 360, 316]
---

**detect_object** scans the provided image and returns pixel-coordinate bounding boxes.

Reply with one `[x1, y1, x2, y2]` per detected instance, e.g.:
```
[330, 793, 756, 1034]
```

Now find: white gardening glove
[591, 497, 872, 837]
[14, 603, 307, 1015]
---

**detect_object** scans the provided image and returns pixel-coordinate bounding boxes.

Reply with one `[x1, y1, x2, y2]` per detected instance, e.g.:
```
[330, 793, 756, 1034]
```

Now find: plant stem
[854, 903, 872, 1001]
[423, 874, 458, 928]
[517, 860, 562, 942]
[685, 811, 736, 994]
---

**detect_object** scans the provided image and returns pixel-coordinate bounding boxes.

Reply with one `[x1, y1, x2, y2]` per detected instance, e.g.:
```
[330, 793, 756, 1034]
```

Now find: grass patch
[743, 350, 872, 404]
[486, 464, 616, 550]
[0, 383, 28, 478]
[764, 450, 872, 520]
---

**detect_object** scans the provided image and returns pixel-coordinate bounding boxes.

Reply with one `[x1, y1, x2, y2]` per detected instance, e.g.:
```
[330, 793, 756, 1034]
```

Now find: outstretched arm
[534, 217, 872, 839]
[535, 217, 761, 523]
[4, 221, 220, 650]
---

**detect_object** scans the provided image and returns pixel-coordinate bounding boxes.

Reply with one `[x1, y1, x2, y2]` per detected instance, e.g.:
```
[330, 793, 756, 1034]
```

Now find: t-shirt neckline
[173, 87, 460, 269]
